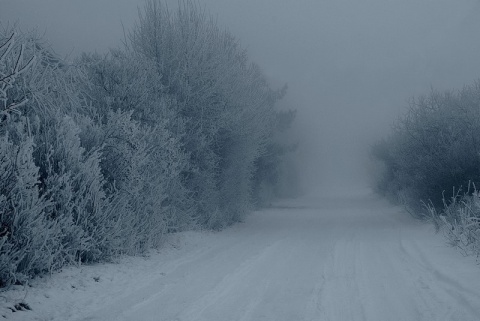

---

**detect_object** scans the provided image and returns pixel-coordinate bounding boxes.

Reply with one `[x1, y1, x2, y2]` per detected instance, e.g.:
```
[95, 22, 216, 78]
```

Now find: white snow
[2, 187, 480, 321]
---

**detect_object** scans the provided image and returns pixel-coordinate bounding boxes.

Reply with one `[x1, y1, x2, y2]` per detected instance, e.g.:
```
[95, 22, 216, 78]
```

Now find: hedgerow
[371, 80, 480, 256]
[0, 0, 296, 288]
[371, 81, 480, 213]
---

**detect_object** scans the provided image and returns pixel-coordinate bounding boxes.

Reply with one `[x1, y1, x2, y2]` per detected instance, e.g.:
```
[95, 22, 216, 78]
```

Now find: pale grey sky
[2, 0, 480, 189]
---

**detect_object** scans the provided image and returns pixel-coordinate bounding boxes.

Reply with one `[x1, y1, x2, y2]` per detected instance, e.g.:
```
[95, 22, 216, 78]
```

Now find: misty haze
[1, 0, 480, 320]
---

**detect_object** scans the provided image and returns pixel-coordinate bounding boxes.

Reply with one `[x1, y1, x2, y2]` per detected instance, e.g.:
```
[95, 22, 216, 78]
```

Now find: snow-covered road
[3, 188, 480, 321]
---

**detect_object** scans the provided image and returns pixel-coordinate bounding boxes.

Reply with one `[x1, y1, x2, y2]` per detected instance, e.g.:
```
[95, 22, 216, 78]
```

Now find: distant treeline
[371, 80, 480, 256]
[0, 0, 297, 288]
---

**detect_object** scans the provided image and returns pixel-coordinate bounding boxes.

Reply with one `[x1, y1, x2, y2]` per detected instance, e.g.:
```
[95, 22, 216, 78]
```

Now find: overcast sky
[2, 0, 480, 189]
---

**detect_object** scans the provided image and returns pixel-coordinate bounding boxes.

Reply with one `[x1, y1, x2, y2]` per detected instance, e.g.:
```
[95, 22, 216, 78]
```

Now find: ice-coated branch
[0, 33, 36, 114]
[1, 97, 29, 116]
[0, 32, 15, 64]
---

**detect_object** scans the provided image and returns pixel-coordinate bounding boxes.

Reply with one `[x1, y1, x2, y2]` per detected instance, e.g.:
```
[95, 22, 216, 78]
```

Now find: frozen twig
[0, 33, 36, 115]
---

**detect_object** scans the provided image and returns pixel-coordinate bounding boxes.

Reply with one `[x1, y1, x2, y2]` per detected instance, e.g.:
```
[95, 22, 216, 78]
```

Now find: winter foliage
[0, 0, 296, 288]
[426, 189, 480, 257]
[371, 81, 480, 256]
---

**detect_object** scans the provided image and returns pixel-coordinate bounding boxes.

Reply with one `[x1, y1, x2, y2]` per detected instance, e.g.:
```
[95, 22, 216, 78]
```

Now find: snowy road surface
[3, 188, 480, 321]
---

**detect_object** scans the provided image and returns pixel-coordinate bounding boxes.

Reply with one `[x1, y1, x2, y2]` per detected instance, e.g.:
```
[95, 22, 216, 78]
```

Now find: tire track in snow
[356, 241, 425, 321]
[174, 240, 283, 321]
[74, 238, 229, 321]
[399, 239, 480, 320]
[318, 238, 367, 321]
[302, 272, 325, 321]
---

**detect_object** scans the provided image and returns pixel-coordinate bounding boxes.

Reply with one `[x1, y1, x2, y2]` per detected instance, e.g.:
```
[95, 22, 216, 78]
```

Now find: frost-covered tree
[371, 82, 480, 213]
[0, 0, 297, 287]
[0, 129, 50, 287]
[78, 50, 194, 237]
[129, 0, 290, 227]
[0, 29, 117, 286]
[0, 30, 50, 286]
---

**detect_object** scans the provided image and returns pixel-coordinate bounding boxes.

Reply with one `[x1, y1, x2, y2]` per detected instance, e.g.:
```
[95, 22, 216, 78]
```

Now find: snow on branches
[0, 32, 36, 119]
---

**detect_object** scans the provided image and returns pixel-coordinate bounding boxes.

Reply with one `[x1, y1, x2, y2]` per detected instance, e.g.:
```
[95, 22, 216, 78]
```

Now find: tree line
[0, 0, 297, 288]
[371, 80, 480, 256]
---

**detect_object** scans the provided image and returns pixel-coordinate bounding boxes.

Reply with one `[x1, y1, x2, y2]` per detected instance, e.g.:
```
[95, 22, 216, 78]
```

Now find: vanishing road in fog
[41, 188, 478, 321]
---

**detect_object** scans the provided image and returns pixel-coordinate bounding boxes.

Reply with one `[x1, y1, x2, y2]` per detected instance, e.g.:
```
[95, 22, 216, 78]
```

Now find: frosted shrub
[371, 79, 480, 257]
[0, 29, 117, 286]
[79, 50, 194, 241]
[427, 191, 480, 257]
[37, 115, 117, 263]
[371, 82, 480, 212]
[130, 0, 293, 227]
[3, 30, 119, 264]
[0, 0, 298, 287]
[0, 131, 51, 287]
[0, 30, 55, 286]
[101, 109, 168, 253]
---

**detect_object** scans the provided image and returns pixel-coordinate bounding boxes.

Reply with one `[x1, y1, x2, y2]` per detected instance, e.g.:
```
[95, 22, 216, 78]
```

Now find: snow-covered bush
[129, 0, 293, 227]
[427, 189, 480, 257]
[0, 29, 117, 286]
[371, 81, 480, 256]
[0, 30, 46, 286]
[0, 0, 297, 287]
[34, 114, 116, 263]
[0, 30, 62, 286]
[78, 50, 194, 238]
[371, 82, 480, 213]
[0, 129, 50, 287]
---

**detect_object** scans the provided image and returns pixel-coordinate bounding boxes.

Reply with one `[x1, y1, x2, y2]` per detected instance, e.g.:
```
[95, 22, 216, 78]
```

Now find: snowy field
[1, 187, 480, 321]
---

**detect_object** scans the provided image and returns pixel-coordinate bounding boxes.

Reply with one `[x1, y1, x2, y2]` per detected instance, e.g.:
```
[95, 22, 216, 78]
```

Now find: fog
[3, 0, 480, 191]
